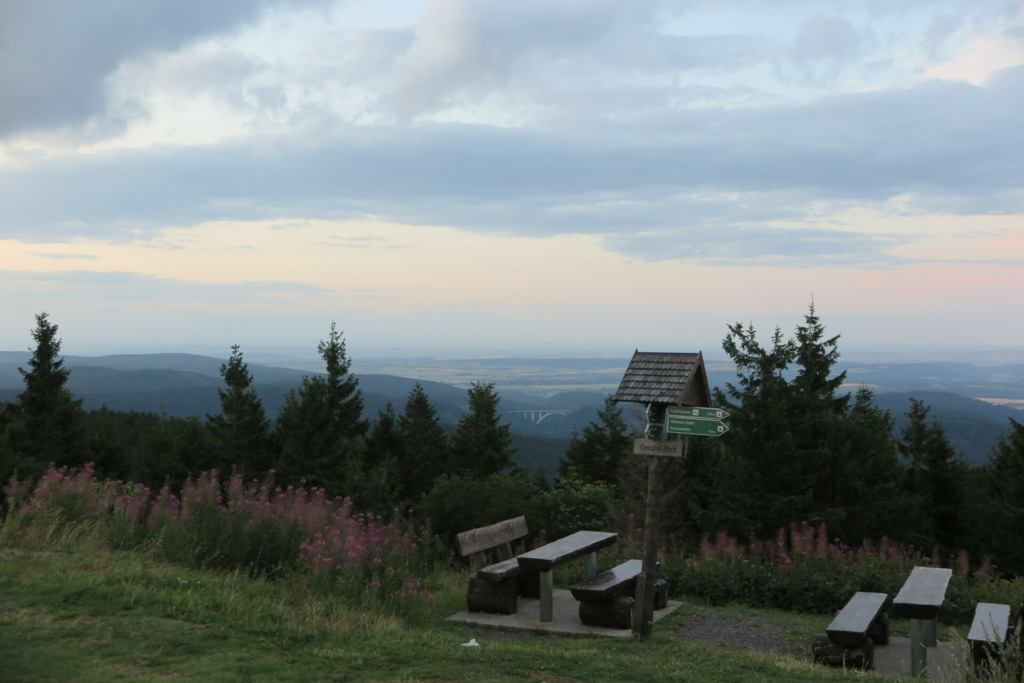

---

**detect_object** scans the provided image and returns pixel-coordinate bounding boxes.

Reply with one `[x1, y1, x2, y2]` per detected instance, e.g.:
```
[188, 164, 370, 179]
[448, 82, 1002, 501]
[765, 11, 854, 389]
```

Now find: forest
[2, 306, 1024, 582]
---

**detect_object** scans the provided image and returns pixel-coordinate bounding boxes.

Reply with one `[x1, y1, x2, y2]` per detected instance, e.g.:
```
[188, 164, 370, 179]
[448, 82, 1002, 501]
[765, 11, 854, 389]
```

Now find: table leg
[539, 570, 554, 622]
[910, 618, 928, 677]
[583, 551, 597, 579]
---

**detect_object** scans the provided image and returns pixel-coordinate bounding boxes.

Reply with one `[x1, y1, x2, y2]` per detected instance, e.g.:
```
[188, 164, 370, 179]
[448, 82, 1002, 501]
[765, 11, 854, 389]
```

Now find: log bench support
[812, 591, 888, 670]
[893, 566, 953, 678]
[457, 516, 533, 615]
[516, 530, 618, 622]
[968, 602, 1012, 668]
[570, 559, 668, 630]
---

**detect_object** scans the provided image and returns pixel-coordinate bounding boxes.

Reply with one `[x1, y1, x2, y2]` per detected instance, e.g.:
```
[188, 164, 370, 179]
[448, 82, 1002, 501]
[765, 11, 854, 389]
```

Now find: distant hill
[874, 391, 1021, 467]
[2, 352, 1023, 471]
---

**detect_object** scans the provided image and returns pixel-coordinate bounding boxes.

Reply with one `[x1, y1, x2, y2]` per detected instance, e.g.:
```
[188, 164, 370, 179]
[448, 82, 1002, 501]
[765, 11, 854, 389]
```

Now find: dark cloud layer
[0, 0, 329, 135]
[2, 63, 1020, 266]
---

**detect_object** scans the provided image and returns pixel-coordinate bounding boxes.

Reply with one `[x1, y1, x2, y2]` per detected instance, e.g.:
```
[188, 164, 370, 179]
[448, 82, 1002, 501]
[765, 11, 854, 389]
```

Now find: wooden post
[539, 569, 554, 622]
[632, 454, 663, 640]
[910, 618, 928, 677]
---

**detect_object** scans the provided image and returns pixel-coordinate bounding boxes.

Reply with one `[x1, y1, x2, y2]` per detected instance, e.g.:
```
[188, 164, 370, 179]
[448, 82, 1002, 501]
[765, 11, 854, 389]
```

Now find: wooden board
[516, 531, 618, 572]
[827, 592, 887, 647]
[893, 567, 953, 620]
[570, 559, 643, 602]
[456, 516, 528, 557]
[968, 603, 1011, 644]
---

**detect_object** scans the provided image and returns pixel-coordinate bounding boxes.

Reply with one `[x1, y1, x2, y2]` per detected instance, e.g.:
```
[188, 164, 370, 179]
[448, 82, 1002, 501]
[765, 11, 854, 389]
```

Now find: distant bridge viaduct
[506, 409, 573, 424]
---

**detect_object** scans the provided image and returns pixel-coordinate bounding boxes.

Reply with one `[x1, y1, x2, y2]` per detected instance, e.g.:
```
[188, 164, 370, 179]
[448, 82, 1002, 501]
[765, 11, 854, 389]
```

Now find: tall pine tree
[985, 418, 1024, 574]
[899, 397, 969, 551]
[396, 383, 450, 504]
[1, 313, 84, 481]
[450, 382, 514, 479]
[559, 395, 632, 492]
[274, 323, 367, 494]
[208, 345, 271, 477]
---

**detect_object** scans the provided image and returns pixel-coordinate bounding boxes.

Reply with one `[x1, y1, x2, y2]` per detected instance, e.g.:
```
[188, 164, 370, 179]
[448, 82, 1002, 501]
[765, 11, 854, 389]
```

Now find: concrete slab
[871, 636, 967, 681]
[447, 589, 683, 637]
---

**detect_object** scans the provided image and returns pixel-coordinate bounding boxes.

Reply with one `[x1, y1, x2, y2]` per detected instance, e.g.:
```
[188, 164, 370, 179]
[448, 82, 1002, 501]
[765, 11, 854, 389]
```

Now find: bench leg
[910, 618, 929, 678]
[583, 551, 598, 580]
[539, 570, 554, 622]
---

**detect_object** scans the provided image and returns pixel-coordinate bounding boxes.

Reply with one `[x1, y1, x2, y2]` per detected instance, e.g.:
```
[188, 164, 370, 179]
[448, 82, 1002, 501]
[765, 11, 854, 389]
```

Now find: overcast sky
[1, 0, 1022, 361]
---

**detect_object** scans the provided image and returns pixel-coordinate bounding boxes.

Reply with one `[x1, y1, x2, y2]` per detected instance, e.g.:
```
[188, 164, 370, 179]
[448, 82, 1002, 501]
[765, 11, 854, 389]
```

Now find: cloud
[0, 0, 331, 136]
[0, 269, 329, 303]
[2, 62, 1021, 263]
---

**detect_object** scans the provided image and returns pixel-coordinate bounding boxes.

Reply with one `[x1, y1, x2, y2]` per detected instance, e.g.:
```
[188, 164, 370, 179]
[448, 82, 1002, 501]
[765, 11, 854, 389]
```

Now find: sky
[1, 0, 1023, 362]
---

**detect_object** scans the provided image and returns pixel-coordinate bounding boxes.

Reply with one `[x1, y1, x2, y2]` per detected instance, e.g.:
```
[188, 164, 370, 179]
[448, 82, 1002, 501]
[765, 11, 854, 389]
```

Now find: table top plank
[968, 603, 1011, 643]
[516, 531, 618, 572]
[827, 592, 887, 646]
[893, 567, 953, 619]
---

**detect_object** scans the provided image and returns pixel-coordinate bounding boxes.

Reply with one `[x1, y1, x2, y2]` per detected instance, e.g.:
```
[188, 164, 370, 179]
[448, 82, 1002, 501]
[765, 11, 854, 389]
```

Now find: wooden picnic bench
[516, 530, 618, 622]
[570, 558, 668, 629]
[457, 516, 537, 614]
[968, 602, 1012, 667]
[812, 591, 889, 670]
[893, 566, 953, 678]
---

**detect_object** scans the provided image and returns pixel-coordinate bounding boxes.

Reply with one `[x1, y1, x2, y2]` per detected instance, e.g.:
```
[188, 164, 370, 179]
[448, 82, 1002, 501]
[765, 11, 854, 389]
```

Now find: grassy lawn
[0, 544, 911, 682]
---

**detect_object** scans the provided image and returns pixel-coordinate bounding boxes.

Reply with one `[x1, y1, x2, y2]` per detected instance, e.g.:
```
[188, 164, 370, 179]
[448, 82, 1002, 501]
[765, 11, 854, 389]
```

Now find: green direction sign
[666, 405, 730, 421]
[666, 416, 730, 437]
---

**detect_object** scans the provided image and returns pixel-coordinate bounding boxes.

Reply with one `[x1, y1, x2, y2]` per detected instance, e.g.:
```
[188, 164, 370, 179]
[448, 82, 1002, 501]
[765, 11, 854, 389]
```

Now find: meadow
[3, 464, 1023, 681]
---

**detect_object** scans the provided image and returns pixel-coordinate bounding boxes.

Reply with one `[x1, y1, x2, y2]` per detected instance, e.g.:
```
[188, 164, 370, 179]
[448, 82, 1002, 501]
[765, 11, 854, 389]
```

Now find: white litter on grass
[461, 638, 480, 647]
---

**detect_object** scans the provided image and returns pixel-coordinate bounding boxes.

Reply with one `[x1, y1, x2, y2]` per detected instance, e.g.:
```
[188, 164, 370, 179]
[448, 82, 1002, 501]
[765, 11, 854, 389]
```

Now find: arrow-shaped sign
[666, 405, 730, 421]
[666, 416, 730, 437]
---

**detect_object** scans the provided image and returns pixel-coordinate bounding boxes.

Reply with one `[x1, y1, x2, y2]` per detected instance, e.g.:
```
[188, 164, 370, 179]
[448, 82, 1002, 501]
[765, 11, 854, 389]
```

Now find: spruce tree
[274, 323, 367, 493]
[2, 313, 84, 479]
[361, 403, 402, 510]
[898, 397, 969, 550]
[985, 419, 1024, 574]
[397, 383, 450, 503]
[559, 395, 632, 491]
[712, 322, 799, 537]
[208, 345, 271, 477]
[450, 382, 514, 479]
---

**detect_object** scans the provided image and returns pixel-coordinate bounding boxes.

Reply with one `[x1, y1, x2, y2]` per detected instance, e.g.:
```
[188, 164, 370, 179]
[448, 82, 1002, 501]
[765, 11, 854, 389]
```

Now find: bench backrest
[456, 516, 529, 569]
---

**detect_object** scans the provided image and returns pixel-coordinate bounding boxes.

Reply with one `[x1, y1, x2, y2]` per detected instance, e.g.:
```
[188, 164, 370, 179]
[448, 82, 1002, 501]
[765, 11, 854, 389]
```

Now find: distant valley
[1, 351, 1023, 471]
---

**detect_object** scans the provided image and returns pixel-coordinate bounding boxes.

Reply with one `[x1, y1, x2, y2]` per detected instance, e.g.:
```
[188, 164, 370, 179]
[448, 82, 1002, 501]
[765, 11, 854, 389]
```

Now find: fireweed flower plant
[3, 465, 435, 602]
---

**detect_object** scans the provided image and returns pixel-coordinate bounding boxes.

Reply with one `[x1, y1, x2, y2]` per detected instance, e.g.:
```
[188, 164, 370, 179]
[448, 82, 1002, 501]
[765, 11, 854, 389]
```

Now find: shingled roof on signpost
[612, 350, 712, 407]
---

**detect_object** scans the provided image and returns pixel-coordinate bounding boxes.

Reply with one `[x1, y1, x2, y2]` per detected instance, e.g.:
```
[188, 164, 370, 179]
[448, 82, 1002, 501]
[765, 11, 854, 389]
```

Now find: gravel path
[670, 613, 809, 658]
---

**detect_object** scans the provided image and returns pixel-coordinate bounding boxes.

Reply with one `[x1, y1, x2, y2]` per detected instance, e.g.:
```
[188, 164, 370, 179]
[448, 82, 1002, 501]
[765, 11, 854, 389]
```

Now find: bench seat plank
[827, 592, 887, 647]
[893, 567, 952, 620]
[570, 559, 643, 602]
[476, 557, 522, 583]
[968, 603, 1011, 644]
[516, 531, 618, 572]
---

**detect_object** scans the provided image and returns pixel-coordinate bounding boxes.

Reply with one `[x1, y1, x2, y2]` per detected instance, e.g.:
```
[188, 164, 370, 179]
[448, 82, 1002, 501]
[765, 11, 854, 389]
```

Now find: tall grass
[660, 521, 1024, 625]
[2, 464, 435, 603]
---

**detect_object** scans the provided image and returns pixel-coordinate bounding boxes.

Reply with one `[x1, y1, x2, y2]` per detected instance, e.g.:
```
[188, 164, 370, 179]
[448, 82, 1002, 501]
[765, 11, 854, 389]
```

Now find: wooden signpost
[613, 351, 728, 640]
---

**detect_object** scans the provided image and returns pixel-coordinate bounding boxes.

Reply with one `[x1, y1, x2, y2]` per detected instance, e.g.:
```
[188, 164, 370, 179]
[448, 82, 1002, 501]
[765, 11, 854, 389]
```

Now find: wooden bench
[893, 566, 953, 678]
[968, 602, 1012, 667]
[516, 530, 618, 622]
[457, 516, 536, 614]
[570, 559, 668, 629]
[812, 591, 888, 670]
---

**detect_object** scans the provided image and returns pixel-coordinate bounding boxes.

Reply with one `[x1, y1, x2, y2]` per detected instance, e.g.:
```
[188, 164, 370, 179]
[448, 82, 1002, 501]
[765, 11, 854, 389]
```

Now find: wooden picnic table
[517, 530, 618, 622]
[893, 566, 952, 677]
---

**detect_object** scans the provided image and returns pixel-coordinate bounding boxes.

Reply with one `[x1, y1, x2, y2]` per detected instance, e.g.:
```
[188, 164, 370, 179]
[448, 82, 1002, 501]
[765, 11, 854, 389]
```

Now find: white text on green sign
[666, 417, 729, 436]
[666, 406, 730, 420]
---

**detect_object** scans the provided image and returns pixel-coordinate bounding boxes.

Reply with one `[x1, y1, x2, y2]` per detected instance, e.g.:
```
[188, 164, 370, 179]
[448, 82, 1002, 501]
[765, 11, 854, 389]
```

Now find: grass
[0, 543, 919, 682]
